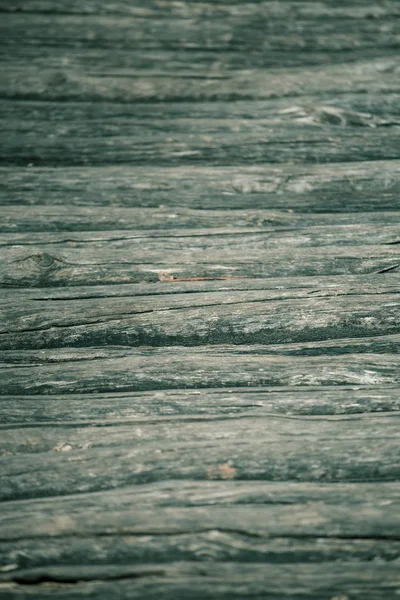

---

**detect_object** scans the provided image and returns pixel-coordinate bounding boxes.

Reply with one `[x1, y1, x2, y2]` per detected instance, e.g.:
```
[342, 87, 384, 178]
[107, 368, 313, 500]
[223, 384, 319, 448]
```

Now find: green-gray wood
[2, 162, 400, 211]
[1, 1, 400, 598]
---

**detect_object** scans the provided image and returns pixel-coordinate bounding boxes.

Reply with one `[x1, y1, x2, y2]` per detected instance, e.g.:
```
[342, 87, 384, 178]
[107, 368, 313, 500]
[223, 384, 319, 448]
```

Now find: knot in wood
[33, 252, 56, 269]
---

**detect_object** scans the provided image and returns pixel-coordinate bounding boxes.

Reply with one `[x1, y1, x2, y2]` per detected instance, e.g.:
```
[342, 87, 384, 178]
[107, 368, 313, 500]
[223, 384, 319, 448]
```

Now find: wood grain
[1, 345, 400, 395]
[2, 161, 400, 211]
[1, 409, 399, 499]
[1, 563, 399, 600]
[1, 99, 400, 167]
[1, 2, 400, 598]
[1, 277, 400, 349]
[1, 227, 399, 287]
[2, 385, 400, 426]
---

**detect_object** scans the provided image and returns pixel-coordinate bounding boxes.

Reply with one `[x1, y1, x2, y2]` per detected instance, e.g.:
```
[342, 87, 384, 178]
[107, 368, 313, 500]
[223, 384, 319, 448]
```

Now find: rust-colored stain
[52, 441, 73, 452]
[207, 463, 237, 480]
[158, 271, 251, 282]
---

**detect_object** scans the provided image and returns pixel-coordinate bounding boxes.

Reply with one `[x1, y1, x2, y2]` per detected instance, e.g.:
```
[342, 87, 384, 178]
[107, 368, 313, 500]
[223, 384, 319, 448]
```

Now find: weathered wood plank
[1, 276, 399, 349]
[0, 226, 399, 286]
[3, 0, 400, 18]
[0, 480, 399, 546]
[1, 0, 400, 109]
[1, 562, 400, 600]
[1, 3, 400, 79]
[1, 272, 398, 300]
[1, 411, 399, 500]
[1, 525, 400, 577]
[2, 2, 400, 23]
[1, 98, 399, 166]
[3, 206, 400, 234]
[3, 222, 398, 246]
[1, 406, 399, 456]
[1, 68, 399, 106]
[1, 0, 400, 96]
[2, 478, 400, 513]
[1, 386, 400, 426]
[1, 346, 399, 395]
[2, 161, 399, 212]
[1, 478, 400, 595]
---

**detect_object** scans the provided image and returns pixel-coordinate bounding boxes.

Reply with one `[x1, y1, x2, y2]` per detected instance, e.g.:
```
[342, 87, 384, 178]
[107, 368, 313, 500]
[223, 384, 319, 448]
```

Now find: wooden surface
[1, 1, 400, 598]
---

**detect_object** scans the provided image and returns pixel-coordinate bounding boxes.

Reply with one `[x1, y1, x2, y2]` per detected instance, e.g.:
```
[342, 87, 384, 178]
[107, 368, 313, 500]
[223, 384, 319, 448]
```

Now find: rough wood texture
[1, 1, 400, 599]
[1, 276, 400, 349]
[2, 100, 400, 167]
[2, 161, 400, 212]
[0, 228, 399, 286]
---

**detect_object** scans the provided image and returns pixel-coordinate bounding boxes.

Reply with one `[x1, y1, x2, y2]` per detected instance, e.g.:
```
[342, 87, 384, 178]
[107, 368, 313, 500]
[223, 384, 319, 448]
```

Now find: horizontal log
[2, 66, 400, 104]
[6, 6, 398, 51]
[0, 483, 399, 569]
[1, 97, 399, 166]
[2, 3, 399, 21]
[1, 531, 399, 580]
[2, 160, 399, 211]
[1, 4, 400, 80]
[1, 411, 399, 500]
[1, 0, 400, 107]
[1, 403, 399, 455]
[1, 271, 400, 349]
[3, 206, 400, 234]
[1, 385, 400, 426]
[1, 562, 400, 600]
[1, 345, 399, 395]
[0, 226, 399, 287]
[1, 272, 399, 300]
[2, 478, 400, 513]
[1, 68, 399, 107]
[3, 0, 400, 18]
[2, 161, 399, 212]
[3, 221, 398, 247]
